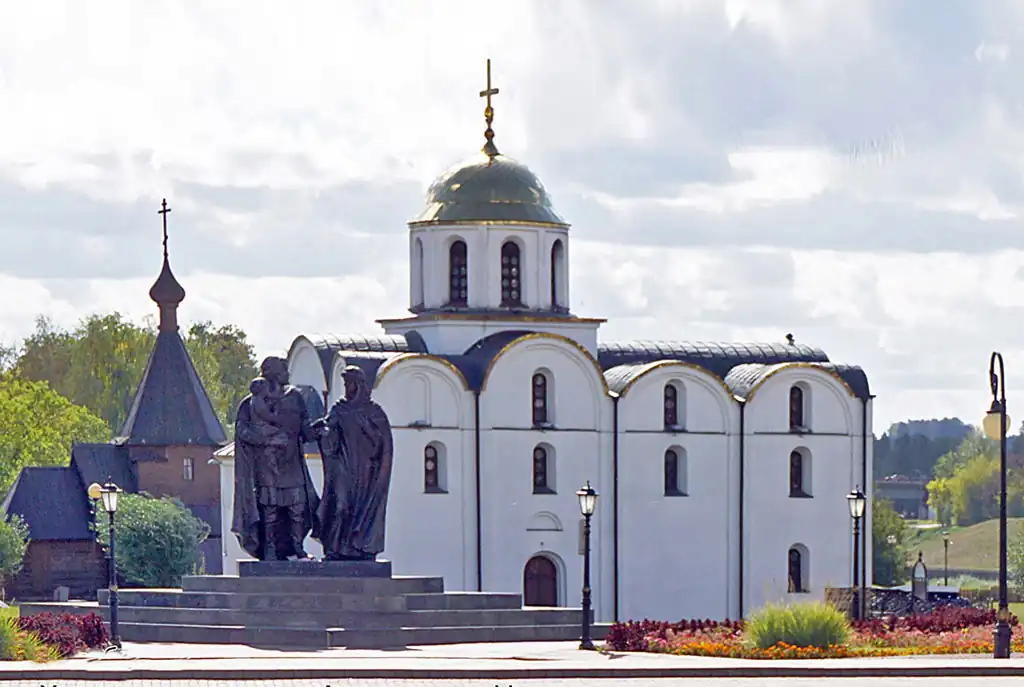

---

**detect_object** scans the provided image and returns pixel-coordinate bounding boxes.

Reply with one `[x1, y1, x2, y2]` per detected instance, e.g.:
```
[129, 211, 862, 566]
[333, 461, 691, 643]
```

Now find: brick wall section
[7, 540, 105, 601]
[130, 445, 219, 506]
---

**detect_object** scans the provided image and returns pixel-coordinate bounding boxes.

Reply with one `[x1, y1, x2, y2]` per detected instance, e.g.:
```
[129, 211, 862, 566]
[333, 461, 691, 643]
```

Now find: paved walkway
[4, 641, 1024, 680]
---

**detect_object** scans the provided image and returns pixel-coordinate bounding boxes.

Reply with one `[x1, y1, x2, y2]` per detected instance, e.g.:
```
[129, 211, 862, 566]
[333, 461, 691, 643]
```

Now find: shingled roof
[116, 331, 226, 446]
[1, 467, 94, 541]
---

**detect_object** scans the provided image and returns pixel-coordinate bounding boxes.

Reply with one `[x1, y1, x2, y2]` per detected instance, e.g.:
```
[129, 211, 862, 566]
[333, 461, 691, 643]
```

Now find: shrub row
[15, 612, 108, 658]
[605, 618, 743, 651]
[853, 605, 1018, 634]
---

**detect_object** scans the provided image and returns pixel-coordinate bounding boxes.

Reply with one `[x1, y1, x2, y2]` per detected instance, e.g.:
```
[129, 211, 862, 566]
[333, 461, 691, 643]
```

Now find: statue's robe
[316, 395, 394, 559]
[231, 387, 321, 559]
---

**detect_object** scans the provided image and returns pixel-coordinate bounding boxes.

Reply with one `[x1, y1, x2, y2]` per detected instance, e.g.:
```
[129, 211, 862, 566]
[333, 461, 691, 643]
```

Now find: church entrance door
[523, 555, 558, 606]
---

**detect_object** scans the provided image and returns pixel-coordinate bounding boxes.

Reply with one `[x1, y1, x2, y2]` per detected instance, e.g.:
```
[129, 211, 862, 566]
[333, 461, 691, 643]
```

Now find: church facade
[217, 74, 873, 623]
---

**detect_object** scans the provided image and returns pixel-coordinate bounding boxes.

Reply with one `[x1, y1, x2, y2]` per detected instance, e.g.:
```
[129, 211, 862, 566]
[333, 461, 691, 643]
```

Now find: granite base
[238, 559, 393, 578]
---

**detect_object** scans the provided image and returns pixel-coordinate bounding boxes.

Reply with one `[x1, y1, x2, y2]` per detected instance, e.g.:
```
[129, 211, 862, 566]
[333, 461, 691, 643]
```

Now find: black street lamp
[89, 479, 122, 651]
[942, 531, 951, 586]
[983, 351, 1012, 659]
[576, 480, 598, 651]
[846, 486, 867, 621]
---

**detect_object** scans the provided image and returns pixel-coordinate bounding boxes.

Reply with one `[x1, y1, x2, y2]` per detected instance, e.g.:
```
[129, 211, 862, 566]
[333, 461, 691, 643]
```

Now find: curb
[9, 665, 1024, 680]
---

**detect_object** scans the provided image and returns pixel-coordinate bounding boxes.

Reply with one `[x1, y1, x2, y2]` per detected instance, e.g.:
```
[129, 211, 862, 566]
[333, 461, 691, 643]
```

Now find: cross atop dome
[480, 58, 500, 158]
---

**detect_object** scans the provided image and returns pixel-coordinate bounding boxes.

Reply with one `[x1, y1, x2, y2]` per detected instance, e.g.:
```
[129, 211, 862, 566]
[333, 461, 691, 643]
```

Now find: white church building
[215, 72, 873, 624]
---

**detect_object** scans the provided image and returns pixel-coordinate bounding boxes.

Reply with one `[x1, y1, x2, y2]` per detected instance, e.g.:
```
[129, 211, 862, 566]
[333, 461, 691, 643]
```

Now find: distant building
[875, 475, 929, 519]
[1, 218, 227, 600]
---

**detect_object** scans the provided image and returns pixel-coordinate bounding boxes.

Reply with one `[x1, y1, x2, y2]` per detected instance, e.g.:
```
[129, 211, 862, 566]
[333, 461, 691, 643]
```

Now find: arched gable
[612, 360, 734, 433]
[373, 353, 471, 428]
[742, 363, 855, 434]
[287, 335, 327, 391]
[481, 332, 609, 430]
[482, 332, 609, 395]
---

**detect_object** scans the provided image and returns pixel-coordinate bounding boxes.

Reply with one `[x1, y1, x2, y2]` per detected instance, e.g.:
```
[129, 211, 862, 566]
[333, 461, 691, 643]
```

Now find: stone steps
[19, 562, 601, 649]
[115, 620, 601, 648]
[180, 574, 445, 595]
[95, 604, 582, 629]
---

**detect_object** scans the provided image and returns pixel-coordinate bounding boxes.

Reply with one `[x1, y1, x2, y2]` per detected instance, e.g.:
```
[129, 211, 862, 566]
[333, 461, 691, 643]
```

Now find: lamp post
[942, 531, 951, 585]
[576, 480, 598, 651]
[983, 351, 1011, 659]
[847, 486, 867, 621]
[88, 480, 122, 651]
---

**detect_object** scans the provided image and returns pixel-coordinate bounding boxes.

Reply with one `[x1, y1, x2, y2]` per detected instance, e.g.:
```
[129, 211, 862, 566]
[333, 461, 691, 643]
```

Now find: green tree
[102, 493, 210, 588]
[872, 497, 909, 586]
[0, 373, 110, 497]
[15, 313, 257, 437]
[17, 314, 153, 433]
[933, 431, 995, 479]
[1010, 521, 1024, 592]
[183, 321, 257, 433]
[0, 514, 29, 596]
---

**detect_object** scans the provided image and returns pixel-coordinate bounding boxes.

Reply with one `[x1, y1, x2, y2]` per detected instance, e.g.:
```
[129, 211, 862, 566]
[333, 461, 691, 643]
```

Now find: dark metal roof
[604, 364, 652, 395]
[819, 363, 872, 400]
[444, 330, 537, 391]
[597, 340, 829, 379]
[725, 362, 871, 401]
[305, 334, 426, 381]
[70, 443, 137, 493]
[2, 467, 94, 541]
[339, 351, 405, 386]
[116, 331, 227, 447]
[409, 152, 568, 227]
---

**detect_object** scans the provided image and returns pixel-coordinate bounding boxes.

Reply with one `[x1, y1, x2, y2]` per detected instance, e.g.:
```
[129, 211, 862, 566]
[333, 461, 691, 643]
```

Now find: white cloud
[1, 0, 1024, 433]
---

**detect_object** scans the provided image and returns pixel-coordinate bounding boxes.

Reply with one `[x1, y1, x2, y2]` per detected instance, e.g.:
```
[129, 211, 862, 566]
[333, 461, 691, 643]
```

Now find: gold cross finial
[157, 198, 172, 260]
[479, 58, 500, 157]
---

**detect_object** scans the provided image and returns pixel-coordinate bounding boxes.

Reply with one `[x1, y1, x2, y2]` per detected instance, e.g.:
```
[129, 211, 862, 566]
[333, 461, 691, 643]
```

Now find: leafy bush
[100, 493, 210, 587]
[605, 618, 743, 651]
[743, 602, 850, 650]
[0, 514, 29, 594]
[854, 605, 1016, 635]
[0, 616, 58, 662]
[17, 612, 108, 658]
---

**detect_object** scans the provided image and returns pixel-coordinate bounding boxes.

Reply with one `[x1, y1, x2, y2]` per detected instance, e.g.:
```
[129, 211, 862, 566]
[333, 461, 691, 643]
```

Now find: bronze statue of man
[312, 365, 394, 561]
[232, 356, 321, 561]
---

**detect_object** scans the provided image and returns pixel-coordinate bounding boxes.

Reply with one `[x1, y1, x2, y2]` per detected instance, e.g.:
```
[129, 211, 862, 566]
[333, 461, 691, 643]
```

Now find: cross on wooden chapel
[158, 198, 171, 259]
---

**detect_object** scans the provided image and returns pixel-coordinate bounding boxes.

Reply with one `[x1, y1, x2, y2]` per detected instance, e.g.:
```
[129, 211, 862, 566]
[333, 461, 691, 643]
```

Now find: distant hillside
[915, 518, 1024, 573]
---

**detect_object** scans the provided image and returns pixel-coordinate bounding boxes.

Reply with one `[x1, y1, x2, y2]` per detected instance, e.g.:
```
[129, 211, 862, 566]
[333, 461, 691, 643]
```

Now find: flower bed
[606, 606, 1024, 659]
[1, 612, 109, 661]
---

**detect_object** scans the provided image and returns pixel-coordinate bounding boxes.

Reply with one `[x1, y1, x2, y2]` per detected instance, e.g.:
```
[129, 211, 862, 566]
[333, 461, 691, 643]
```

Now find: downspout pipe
[612, 394, 620, 621]
[474, 390, 483, 592]
[738, 399, 746, 620]
[861, 395, 871, 618]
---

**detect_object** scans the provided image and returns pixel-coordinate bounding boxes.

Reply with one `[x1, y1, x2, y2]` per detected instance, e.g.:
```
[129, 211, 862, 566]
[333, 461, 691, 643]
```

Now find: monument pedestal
[239, 559, 392, 578]
[90, 559, 600, 649]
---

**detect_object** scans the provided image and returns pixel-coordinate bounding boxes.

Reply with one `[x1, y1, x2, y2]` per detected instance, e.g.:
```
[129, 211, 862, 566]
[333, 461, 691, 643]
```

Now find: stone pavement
[3, 641, 1024, 681]
[3, 680, 1024, 687]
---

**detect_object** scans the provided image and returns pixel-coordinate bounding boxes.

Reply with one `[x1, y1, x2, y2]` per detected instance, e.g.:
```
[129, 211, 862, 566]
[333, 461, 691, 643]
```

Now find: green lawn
[913, 518, 1024, 573]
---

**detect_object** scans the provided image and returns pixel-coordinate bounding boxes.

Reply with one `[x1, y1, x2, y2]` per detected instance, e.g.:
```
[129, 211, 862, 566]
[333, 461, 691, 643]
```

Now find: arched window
[449, 240, 468, 306]
[789, 385, 805, 431]
[524, 555, 558, 606]
[500, 241, 522, 307]
[532, 373, 549, 426]
[789, 449, 810, 497]
[664, 448, 687, 496]
[533, 445, 554, 493]
[550, 240, 566, 309]
[424, 443, 446, 493]
[788, 546, 808, 593]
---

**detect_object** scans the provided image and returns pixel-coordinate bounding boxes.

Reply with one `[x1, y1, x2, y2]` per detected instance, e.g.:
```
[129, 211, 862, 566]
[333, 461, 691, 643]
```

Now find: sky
[0, 0, 1023, 432]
